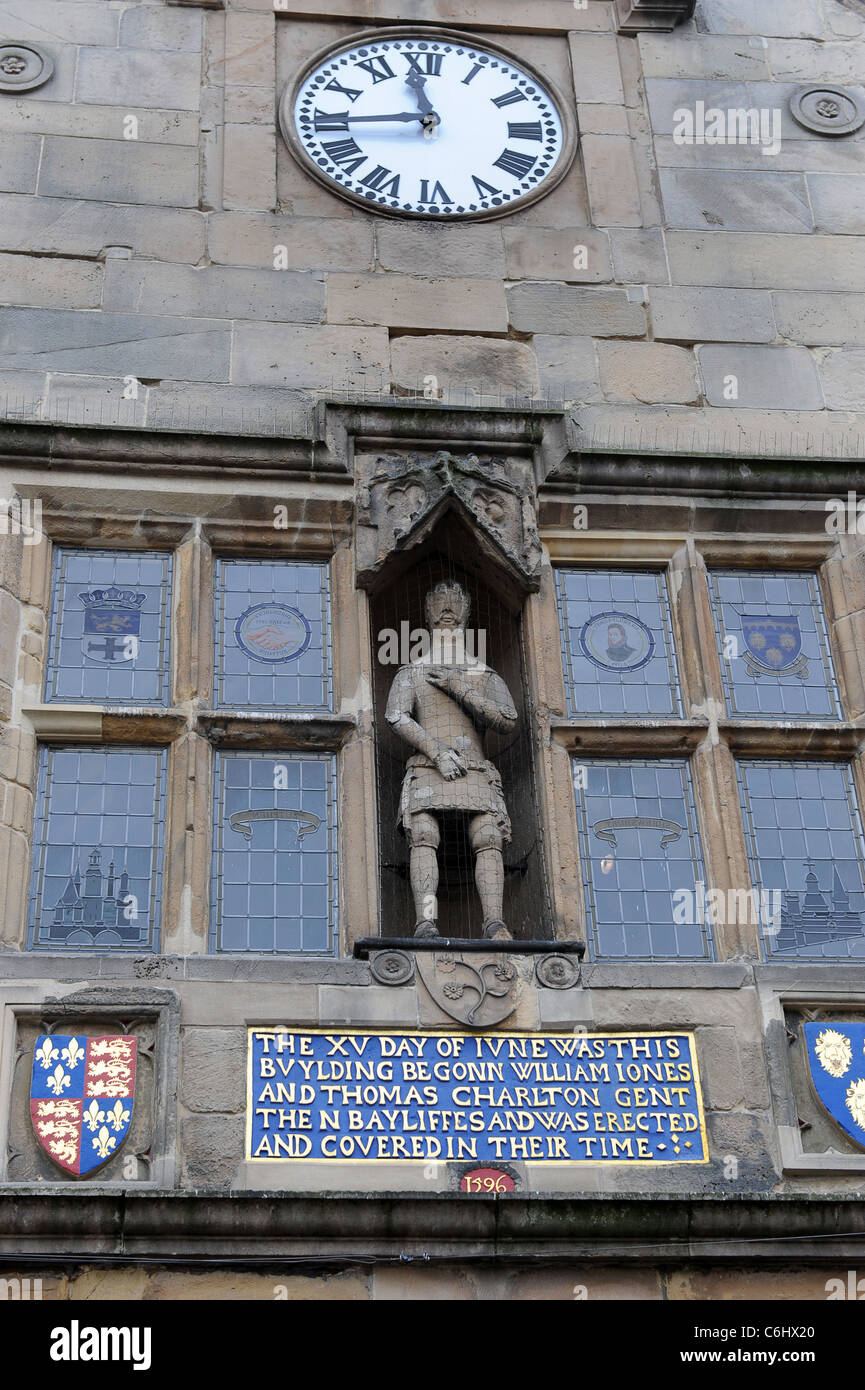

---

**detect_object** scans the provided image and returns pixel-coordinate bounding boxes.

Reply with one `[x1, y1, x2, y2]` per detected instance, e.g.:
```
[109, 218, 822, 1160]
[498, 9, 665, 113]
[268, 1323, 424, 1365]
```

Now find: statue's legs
[407, 811, 440, 937]
[468, 812, 511, 940]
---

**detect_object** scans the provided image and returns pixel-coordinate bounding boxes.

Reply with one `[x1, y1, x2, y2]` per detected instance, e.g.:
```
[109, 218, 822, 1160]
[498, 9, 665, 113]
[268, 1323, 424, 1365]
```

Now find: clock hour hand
[406, 71, 441, 130]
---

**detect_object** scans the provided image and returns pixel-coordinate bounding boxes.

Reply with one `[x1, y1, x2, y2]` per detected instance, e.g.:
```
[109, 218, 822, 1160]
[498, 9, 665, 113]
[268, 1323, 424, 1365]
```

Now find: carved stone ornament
[355, 451, 542, 592]
[0, 43, 54, 93]
[615, 0, 696, 33]
[790, 86, 865, 137]
[370, 949, 415, 986]
[416, 950, 519, 1028]
[535, 955, 580, 991]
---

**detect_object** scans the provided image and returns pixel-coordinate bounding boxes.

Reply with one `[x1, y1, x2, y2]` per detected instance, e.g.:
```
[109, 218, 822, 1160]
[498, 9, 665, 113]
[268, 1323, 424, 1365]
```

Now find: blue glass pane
[211, 752, 338, 954]
[575, 758, 711, 960]
[556, 570, 682, 718]
[709, 571, 840, 720]
[738, 760, 865, 960]
[213, 559, 332, 710]
[28, 746, 166, 950]
[44, 549, 172, 705]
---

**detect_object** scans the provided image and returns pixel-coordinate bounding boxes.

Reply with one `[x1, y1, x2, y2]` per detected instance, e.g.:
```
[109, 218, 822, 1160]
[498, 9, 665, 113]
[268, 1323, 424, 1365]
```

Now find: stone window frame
[12, 503, 370, 958]
[531, 527, 865, 963]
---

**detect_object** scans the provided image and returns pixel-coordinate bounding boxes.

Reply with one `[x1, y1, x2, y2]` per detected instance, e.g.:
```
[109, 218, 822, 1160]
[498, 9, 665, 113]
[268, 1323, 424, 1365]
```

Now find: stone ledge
[582, 963, 751, 989]
[616, 0, 696, 33]
[0, 953, 369, 985]
[0, 1192, 862, 1262]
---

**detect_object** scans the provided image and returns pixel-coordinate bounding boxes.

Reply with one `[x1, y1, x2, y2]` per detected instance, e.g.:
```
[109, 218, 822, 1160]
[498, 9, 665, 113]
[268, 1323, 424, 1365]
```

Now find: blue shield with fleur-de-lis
[30, 1034, 136, 1177]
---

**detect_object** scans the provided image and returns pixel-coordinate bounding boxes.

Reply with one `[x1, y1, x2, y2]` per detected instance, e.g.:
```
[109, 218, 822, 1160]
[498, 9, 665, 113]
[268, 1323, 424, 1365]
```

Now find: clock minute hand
[347, 111, 425, 124]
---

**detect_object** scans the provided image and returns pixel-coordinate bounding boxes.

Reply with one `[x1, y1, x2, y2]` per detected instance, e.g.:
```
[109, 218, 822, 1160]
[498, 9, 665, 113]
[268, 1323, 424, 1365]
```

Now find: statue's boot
[414, 920, 440, 938]
[482, 919, 511, 941]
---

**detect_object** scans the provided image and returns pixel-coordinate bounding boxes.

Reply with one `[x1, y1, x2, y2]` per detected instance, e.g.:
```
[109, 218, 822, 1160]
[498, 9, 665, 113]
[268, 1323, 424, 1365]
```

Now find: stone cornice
[615, 0, 697, 33]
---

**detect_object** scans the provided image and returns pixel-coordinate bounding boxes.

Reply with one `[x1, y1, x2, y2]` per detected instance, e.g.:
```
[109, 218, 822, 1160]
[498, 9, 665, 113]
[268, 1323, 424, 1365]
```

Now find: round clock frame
[279, 26, 579, 222]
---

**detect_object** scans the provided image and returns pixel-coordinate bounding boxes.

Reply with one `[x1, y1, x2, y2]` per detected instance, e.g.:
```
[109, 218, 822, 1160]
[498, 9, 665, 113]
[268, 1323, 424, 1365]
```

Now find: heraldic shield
[30, 1034, 136, 1177]
[804, 1022, 865, 1150]
[741, 614, 802, 672]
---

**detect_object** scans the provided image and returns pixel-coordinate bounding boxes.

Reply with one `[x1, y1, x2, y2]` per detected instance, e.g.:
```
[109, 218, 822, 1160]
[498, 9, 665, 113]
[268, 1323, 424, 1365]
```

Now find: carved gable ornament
[355, 451, 542, 592]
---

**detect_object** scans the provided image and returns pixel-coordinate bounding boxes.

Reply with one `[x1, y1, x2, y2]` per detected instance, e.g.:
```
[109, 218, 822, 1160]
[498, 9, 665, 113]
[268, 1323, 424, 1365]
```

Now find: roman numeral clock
[280, 27, 577, 219]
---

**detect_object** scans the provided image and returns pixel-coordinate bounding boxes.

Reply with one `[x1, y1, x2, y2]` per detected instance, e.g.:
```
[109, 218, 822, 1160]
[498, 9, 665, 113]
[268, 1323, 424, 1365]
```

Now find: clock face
[282, 28, 575, 221]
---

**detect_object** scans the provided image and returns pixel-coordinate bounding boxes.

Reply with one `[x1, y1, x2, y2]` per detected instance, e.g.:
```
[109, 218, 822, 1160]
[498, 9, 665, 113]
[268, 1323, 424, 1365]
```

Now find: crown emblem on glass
[78, 586, 146, 611]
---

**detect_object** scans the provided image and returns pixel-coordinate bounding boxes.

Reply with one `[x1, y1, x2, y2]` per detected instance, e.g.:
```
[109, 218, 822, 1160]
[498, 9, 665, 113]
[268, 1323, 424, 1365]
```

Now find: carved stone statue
[385, 581, 518, 940]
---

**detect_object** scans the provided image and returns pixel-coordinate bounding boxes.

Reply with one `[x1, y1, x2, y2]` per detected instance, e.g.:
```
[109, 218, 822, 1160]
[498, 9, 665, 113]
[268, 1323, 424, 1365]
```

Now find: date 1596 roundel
[281, 28, 576, 221]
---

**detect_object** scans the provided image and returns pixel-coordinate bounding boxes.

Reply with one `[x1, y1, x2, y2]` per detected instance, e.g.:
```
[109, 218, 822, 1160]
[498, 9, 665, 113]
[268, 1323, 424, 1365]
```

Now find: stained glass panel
[213, 559, 332, 710]
[738, 759, 865, 959]
[27, 746, 166, 950]
[556, 569, 682, 718]
[211, 752, 338, 954]
[44, 548, 172, 705]
[575, 758, 711, 960]
[709, 570, 840, 720]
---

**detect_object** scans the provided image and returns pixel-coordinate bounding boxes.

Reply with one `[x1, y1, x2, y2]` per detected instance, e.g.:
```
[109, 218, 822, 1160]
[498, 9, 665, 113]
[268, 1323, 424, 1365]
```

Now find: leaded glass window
[211, 752, 338, 954]
[556, 569, 682, 718]
[27, 746, 167, 950]
[737, 760, 865, 960]
[709, 570, 840, 721]
[213, 559, 332, 710]
[44, 548, 172, 705]
[575, 758, 711, 960]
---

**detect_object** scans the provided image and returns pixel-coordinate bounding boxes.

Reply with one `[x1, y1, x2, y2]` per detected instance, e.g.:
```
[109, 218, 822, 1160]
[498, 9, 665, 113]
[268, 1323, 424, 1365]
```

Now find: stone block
[225, 12, 276, 88]
[697, 344, 823, 409]
[638, 32, 770, 79]
[120, 6, 203, 51]
[103, 262, 324, 324]
[376, 223, 505, 279]
[533, 335, 601, 401]
[390, 335, 538, 399]
[318, 984, 419, 1027]
[44, 374, 148, 430]
[249, 0, 608, 28]
[0, 136, 40, 196]
[232, 323, 388, 392]
[598, 341, 699, 404]
[666, 231, 865, 291]
[224, 124, 277, 212]
[0, 589, 18, 688]
[146, 381, 312, 434]
[697, 1026, 744, 1110]
[148, 1270, 369, 1300]
[38, 137, 199, 208]
[667, 1268, 844, 1301]
[208, 212, 373, 271]
[807, 174, 865, 234]
[507, 285, 646, 336]
[0, 193, 205, 263]
[581, 134, 642, 227]
[66, 1269, 150, 1301]
[766, 38, 862, 83]
[650, 287, 775, 343]
[0, 100, 198, 147]
[568, 33, 625, 105]
[225, 86, 274, 126]
[701, 0, 830, 39]
[610, 228, 669, 285]
[76, 47, 202, 112]
[537, 987, 594, 1027]
[181, 1027, 247, 1113]
[0, 0, 118, 47]
[575, 104, 631, 136]
[818, 350, 865, 411]
[0, 308, 231, 382]
[327, 274, 508, 333]
[181, 1114, 245, 1187]
[0, 254, 102, 311]
[503, 227, 612, 282]
[644, 77, 752, 134]
[658, 169, 812, 233]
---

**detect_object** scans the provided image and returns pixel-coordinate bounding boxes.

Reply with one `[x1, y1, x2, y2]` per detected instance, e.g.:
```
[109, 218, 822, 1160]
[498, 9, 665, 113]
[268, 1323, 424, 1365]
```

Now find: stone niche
[785, 1004, 865, 1157]
[355, 449, 551, 941]
[5, 1008, 163, 1185]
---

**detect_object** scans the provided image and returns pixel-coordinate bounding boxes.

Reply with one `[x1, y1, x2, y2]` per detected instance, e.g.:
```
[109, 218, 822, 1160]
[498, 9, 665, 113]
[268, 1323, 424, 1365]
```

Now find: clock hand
[346, 111, 425, 124]
[406, 71, 441, 131]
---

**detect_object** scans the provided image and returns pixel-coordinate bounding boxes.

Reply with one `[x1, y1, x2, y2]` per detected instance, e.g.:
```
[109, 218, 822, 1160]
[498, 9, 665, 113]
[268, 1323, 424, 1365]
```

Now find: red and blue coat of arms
[30, 1034, 136, 1177]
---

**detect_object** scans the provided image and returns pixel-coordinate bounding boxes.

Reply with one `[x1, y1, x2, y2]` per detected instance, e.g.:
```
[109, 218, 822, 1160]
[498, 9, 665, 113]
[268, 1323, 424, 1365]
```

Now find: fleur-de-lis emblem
[61, 1037, 85, 1070]
[36, 1039, 58, 1071]
[92, 1125, 117, 1160]
[82, 1100, 105, 1132]
[106, 1100, 131, 1133]
[45, 1064, 71, 1096]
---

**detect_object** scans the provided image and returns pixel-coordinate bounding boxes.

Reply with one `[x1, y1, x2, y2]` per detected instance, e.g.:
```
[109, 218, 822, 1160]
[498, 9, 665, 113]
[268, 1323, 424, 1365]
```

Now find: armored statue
[385, 581, 518, 940]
